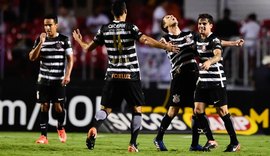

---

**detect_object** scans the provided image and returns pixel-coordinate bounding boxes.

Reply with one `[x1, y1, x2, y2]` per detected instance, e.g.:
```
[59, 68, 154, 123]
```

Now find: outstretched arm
[139, 34, 179, 52]
[73, 29, 98, 52]
[221, 39, 245, 47]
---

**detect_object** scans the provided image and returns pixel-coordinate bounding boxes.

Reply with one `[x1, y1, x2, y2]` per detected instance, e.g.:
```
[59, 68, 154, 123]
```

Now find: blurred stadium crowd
[1, 0, 270, 88]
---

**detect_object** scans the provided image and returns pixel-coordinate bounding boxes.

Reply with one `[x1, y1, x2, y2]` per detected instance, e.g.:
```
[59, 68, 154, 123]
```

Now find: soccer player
[72, 0, 179, 152]
[29, 14, 74, 144]
[153, 14, 244, 151]
[194, 13, 241, 152]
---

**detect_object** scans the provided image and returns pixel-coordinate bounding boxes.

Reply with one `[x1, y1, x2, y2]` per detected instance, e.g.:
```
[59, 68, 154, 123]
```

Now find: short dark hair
[160, 16, 168, 33]
[111, 0, 126, 17]
[198, 13, 214, 24]
[248, 13, 257, 21]
[44, 14, 58, 24]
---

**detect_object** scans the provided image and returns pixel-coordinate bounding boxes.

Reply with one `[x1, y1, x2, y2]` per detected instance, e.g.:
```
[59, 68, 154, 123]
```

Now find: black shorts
[194, 87, 227, 107]
[169, 70, 198, 108]
[36, 84, 66, 104]
[101, 80, 145, 108]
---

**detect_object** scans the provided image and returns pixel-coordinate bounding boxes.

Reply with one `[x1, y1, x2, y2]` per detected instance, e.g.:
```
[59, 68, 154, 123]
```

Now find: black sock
[156, 114, 173, 141]
[130, 113, 142, 145]
[191, 115, 200, 147]
[197, 113, 214, 141]
[221, 114, 239, 145]
[56, 110, 65, 130]
[40, 111, 49, 136]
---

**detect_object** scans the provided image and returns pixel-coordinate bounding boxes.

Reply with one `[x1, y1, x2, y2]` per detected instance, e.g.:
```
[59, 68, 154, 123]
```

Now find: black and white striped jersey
[93, 20, 143, 81]
[33, 33, 73, 85]
[196, 33, 226, 88]
[162, 31, 198, 79]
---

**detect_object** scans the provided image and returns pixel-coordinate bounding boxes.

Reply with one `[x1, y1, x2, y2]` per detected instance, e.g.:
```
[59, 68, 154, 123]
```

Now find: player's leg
[36, 103, 50, 144]
[153, 106, 179, 151]
[179, 70, 203, 151]
[86, 81, 115, 150]
[194, 102, 217, 151]
[86, 106, 112, 150]
[92, 106, 111, 129]
[125, 81, 144, 152]
[128, 106, 142, 152]
[52, 85, 67, 143]
[54, 103, 65, 129]
[189, 115, 204, 151]
[153, 75, 184, 151]
[54, 102, 66, 143]
[217, 105, 240, 152]
[156, 106, 179, 140]
[194, 88, 218, 151]
[36, 84, 50, 144]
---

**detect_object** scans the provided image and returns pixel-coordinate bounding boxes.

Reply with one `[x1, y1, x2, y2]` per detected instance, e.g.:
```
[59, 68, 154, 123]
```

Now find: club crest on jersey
[172, 94, 180, 103]
[56, 41, 62, 49]
[213, 38, 221, 44]
[201, 45, 206, 52]
[185, 36, 192, 43]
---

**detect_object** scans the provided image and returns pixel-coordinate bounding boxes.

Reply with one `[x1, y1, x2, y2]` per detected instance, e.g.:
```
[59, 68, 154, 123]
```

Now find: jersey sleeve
[131, 24, 143, 41]
[32, 37, 40, 49]
[212, 37, 223, 50]
[64, 37, 73, 56]
[93, 26, 105, 45]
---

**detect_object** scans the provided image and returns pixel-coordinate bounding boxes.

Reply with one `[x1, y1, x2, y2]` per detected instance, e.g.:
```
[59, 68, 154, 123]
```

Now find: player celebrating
[153, 14, 244, 151]
[73, 0, 179, 152]
[194, 13, 240, 152]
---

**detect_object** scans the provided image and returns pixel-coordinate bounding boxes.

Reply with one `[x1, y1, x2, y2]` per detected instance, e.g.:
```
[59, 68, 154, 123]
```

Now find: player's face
[198, 18, 213, 36]
[163, 15, 178, 28]
[44, 19, 58, 37]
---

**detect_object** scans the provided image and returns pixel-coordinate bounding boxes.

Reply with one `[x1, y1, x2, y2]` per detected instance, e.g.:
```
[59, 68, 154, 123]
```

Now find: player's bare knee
[194, 107, 204, 114]
[167, 112, 176, 118]
[133, 106, 142, 114]
[41, 103, 50, 112]
[167, 107, 179, 117]
[217, 106, 228, 116]
[103, 107, 112, 114]
[54, 103, 64, 113]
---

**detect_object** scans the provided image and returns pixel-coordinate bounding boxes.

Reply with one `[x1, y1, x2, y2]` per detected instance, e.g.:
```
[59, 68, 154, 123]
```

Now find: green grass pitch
[0, 132, 269, 156]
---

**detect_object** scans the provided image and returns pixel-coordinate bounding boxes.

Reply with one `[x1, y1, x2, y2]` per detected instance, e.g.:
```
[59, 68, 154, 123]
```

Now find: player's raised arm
[221, 39, 245, 47]
[73, 29, 98, 52]
[29, 33, 46, 61]
[139, 34, 179, 52]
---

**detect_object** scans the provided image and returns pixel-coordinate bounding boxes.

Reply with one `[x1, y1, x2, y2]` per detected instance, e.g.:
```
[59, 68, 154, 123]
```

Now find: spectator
[215, 8, 240, 81]
[215, 8, 239, 40]
[151, 0, 169, 39]
[254, 55, 270, 90]
[240, 13, 260, 78]
[86, 5, 109, 36]
[1, 2, 18, 23]
[57, 5, 77, 39]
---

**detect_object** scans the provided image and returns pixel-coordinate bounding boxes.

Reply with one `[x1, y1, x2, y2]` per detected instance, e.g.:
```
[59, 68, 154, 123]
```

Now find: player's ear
[124, 9, 127, 14]
[210, 23, 213, 29]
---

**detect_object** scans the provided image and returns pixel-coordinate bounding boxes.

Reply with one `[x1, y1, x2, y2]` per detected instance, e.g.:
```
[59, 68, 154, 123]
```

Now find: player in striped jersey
[153, 15, 201, 152]
[153, 15, 244, 152]
[29, 14, 74, 144]
[73, 0, 179, 152]
[194, 13, 240, 152]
